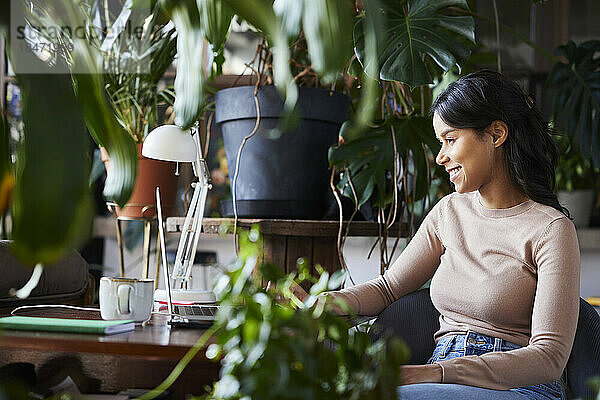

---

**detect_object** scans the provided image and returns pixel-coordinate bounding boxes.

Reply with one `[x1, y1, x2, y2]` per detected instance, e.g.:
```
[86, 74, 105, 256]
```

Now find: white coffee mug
[99, 277, 154, 322]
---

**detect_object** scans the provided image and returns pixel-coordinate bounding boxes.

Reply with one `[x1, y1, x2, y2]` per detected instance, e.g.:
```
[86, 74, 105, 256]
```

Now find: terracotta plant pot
[101, 144, 179, 219]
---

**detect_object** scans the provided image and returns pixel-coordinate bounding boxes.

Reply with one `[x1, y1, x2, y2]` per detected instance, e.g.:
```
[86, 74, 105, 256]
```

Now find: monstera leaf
[547, 40, 600, 168]
[355, 0, 475, 87]
[329, 117, 438, 207]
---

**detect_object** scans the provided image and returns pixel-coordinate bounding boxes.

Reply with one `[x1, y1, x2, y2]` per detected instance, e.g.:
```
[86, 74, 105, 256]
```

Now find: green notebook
[0, 316, 135, 335]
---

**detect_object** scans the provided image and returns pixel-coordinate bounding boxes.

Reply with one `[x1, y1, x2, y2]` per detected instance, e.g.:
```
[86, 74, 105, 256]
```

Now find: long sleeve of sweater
[328, 198, 446, 316]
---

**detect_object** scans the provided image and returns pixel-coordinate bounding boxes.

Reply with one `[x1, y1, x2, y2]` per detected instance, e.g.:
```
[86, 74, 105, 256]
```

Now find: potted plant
[214, 38, 352, 219]
[160, 0, 475, 227]
[554, 132, 597, 228]
[22, 0, 180, 219]
[160, 0, 358, 220]
[83, 1, 180, 219]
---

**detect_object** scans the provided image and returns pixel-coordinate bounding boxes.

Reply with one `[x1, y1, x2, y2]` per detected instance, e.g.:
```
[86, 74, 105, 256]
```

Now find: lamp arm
[182, 181, 210, 284]
[173, 182, 202, 280]
[180, 159, 212, 284]
[174, 158, 212, 288]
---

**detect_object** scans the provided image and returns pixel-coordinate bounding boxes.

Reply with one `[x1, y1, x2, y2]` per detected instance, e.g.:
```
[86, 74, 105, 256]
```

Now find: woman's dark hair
[430, 70, 569, 217]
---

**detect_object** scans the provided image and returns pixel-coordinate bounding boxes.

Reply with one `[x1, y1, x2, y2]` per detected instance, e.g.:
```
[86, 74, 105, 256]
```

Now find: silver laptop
[156, 187, 219, 328]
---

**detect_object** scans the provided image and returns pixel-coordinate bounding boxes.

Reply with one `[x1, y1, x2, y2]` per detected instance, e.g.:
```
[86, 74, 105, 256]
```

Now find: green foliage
[157, 0, 475, 216]
[9, 2, 137, 223]
[0, 0, 139, 266]
[163, 0, 380, 134]
[23, 0, 171, 202]
[547, 40, 600, 168]
[355, 0, 475, 88]
[333, 0, 475, 212]
[329, 117, 439, 208]
[71, 45, 138, 207]
[302, 0, 355, 83]
[554, 132, 597, 192]
[162, 0, 213, 129]
[97, 2, 178, 142]
[222, 0, 298, 129]
[5, 3, 99, 265]
[199, 227, 408, 400]
[198, 0, 235, 76]
[10, 70, 93, 266]
[341, 0, 386, 142]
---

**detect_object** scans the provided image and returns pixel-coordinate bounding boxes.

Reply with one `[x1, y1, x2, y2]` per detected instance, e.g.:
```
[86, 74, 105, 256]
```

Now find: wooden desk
[0, 308, 218, 399]
[167, 218, 409, 275]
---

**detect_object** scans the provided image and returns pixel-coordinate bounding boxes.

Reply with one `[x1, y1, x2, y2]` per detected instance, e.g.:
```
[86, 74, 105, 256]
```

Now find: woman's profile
[298, 70, 580, 400]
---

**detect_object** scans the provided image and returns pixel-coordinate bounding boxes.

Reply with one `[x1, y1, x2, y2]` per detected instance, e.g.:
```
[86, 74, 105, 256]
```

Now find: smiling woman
[319, 70, 580, 400]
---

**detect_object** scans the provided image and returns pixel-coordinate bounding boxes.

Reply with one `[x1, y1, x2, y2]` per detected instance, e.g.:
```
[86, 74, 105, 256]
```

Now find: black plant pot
[215, 85, 350, 219]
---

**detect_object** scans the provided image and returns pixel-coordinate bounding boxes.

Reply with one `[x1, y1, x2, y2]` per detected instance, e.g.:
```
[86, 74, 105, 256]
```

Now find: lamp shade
[142, 125, 197, 162]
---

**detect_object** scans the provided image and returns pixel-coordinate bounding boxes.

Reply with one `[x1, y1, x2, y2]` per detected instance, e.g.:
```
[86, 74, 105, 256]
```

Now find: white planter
[557, 190, 595, 228]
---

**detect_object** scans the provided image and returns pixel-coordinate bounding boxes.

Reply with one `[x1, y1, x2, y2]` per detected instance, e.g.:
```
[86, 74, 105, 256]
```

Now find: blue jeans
[397, 331, 567, 400]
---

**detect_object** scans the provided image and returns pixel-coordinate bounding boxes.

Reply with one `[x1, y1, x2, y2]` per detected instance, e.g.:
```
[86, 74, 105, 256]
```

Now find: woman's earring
[525, 94, 534, 109]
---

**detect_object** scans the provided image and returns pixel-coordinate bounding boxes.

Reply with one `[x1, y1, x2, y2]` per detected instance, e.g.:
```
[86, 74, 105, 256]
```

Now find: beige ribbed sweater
[331, 191, 580, 390]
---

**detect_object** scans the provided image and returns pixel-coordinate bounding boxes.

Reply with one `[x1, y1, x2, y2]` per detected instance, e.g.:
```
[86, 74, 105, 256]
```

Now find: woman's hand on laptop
[289, 281, 309, 302]
[266, 280, 309, 306]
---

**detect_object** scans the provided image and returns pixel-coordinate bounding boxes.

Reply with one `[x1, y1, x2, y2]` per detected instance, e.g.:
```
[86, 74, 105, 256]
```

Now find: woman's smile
[447, 166, 462, 182]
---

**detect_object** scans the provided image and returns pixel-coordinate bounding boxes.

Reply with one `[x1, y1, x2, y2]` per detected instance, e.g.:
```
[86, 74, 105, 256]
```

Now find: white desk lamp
[142, 124, 215, 303]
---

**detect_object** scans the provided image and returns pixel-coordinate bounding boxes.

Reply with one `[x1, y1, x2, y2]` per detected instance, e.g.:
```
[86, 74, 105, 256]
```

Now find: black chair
[565, 298, 600, 398]
[369, 288, 600, 399]
[0, 241, 94, 316]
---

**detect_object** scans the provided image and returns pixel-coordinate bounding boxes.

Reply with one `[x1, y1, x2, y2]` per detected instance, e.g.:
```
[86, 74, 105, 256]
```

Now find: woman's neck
[478, 173, 529, 209]
[478, 189, 529, 209]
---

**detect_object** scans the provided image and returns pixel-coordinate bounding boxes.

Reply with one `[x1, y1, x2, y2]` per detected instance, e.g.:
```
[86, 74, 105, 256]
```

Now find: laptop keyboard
[174, 305, 219, 316]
